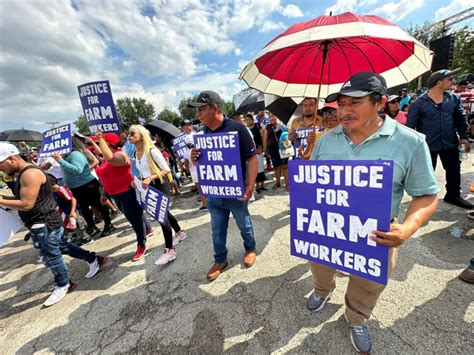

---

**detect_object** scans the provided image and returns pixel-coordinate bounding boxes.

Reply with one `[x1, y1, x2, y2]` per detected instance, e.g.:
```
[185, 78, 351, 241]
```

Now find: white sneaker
[172, 230, 187, 246]
[85, 256, 108, 279]
[86, 258, 100, 279]
[43, 283, 72, 307]
[155, 248, 177, 265]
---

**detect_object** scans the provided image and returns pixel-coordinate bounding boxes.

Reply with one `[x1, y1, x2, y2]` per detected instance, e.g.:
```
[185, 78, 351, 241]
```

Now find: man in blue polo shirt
[189, 91, 258, 281]
[308, 72, 439, 353]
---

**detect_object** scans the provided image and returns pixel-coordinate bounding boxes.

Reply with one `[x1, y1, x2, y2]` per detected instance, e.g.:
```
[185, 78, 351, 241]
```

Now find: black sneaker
[86, 226, 100, 238]
[443, 195, 474, 209]
[100, 224, 116, 238]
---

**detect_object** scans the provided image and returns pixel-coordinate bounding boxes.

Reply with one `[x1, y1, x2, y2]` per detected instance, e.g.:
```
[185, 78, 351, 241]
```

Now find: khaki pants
[308, 247, 398, 325]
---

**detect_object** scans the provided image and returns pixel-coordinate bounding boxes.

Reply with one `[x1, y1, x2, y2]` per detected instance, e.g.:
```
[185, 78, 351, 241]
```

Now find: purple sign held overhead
[289, 160, 394, 285]
[38, 124, 72, 158]
[194, 132, 245, 198]
[172, 133, 189, 162]
[77, 80, 120, 135]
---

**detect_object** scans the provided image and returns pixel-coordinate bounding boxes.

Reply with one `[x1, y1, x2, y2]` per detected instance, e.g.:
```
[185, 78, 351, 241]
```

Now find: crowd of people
[0, 68, 473, 353]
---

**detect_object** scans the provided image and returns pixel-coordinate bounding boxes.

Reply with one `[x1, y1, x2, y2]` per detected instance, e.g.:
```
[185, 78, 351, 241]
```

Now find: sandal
[272, 183, 280, 190]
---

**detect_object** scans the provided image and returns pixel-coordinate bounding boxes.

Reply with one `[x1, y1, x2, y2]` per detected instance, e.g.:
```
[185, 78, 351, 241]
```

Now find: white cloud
[325, 0, 380, 15]
[279, 4, 304, 18]
[373, 0, 424, 22]
[434, 0, 472, 20]
[259, 20, 286, 33]
[0, 0, 289, 132]
[325, 0, 358, 15]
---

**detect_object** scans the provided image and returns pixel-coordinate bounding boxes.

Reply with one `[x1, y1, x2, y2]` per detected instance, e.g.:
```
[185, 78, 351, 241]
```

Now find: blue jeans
[206, 197, 256, 263]
[30, 226, 70, 287]
[112, 188, 145, 247]
[31, 226, 97, 286]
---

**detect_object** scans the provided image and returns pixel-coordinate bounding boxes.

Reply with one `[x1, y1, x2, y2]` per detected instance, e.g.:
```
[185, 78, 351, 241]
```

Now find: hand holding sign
[370, 223, 411, 248]
[52, 152, 62, 161]
[142, 177, 152, 189]
[306, 130, 316, 145]
[191, 147, 200, 164]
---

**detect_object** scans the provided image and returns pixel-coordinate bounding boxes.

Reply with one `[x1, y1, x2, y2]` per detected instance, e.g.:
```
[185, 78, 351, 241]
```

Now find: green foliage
[406, 22, 473, 73]
[177, 95, 236, 119]
[73, 114, 90, 135]
[178, 96, 197, 121]
[221, 100, 235, 116]
[158, 107, 180, 127]
[452, 28, 474, 75]
[116, 97, 155, 128]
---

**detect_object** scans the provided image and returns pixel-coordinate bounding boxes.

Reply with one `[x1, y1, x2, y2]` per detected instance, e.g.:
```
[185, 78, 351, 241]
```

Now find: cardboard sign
[292, 128, 313, 160]
[134, 177, 146, 208]
[289, 160, 394, 285]
[172, 133, 189, 162]
[133, 177, 170, 225]
[38, 124, 72, 158]
[144, 185, 170, 225]
[0, 209, 24, 246]
[194, 132, 245, 198]
[77, 80, 120, 134]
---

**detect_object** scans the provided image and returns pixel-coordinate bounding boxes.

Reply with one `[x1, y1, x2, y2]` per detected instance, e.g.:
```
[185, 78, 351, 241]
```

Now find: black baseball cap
[180, 119, 192, 127]
[427, 68, 462, 88]
[188, 90, 222, 108]
[326, 72, 388, 103]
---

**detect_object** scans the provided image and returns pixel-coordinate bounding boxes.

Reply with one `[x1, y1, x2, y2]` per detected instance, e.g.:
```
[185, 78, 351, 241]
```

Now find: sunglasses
[128, 131, 137, 137]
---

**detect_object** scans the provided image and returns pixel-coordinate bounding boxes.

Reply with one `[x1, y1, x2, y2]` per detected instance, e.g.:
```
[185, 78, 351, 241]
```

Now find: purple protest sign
[38, 124, 72, 158]
[77, 80, 120, 135]
[194, 132, 245, 198]
[144, 184, 170, 225]
[289, 160, 394, 285]
[172, 133, 189, 162]
[292, 128, 313, 160]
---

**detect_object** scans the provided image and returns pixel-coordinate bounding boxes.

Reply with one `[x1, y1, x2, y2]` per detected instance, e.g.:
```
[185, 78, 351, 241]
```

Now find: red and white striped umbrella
[240, 12, 433, 98]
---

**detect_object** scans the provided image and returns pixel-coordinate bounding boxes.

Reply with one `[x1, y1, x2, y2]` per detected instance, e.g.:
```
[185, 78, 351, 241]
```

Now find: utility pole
[46, 121, 60, 129]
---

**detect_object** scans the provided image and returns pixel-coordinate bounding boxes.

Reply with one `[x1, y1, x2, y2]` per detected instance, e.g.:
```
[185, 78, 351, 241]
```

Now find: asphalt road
[1, 159, 473, 354]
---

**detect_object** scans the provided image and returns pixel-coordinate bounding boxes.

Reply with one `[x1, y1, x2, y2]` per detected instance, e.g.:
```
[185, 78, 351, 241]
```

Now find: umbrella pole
[300, 40, 330, 160]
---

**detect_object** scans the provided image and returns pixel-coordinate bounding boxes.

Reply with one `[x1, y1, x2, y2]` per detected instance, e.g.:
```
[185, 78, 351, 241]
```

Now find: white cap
[0, 143, 20, 163]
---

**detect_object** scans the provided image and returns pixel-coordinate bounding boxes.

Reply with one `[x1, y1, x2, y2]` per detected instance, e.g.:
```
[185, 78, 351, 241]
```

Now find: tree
[452, 28, 474, 75]
[73, 114, 90, 135]
[178, 96, 197, 121]
[405, 22, 473, 90]
[221, 100, 235, 116]
[158, 107, 180, 127]
[116, 97, 155, 128]
[178, 96, 236, 119]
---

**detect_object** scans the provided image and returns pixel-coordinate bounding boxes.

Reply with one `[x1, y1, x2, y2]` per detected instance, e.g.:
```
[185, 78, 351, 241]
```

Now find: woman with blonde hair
[129, 125, 186, 265]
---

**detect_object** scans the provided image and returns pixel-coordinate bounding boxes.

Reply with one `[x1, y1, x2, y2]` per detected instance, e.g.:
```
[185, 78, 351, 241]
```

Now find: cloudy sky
[0, 0, 472, 132]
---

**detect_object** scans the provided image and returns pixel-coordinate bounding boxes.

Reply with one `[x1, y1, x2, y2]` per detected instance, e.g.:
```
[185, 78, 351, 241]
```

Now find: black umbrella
[3, 128, 43, 142]
[146, 120, 181, 141]
[237, 90, 265, 113]
[0, 131, 9, 141]
[264, 94, 304, 124]
[458, 73, 474, 83]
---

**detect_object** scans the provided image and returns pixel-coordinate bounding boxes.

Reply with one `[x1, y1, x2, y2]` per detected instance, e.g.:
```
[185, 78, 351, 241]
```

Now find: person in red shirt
[90, 132, 148, 261]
